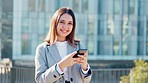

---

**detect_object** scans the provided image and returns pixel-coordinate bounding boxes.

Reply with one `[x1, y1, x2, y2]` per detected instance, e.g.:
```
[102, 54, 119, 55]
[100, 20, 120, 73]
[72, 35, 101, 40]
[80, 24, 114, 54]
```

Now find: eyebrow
[59, 19, 73, 23]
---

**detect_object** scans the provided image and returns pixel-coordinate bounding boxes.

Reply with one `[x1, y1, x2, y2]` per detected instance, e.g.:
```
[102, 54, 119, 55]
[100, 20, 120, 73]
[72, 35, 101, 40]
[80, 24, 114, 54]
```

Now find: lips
[60, 29, 69, 33]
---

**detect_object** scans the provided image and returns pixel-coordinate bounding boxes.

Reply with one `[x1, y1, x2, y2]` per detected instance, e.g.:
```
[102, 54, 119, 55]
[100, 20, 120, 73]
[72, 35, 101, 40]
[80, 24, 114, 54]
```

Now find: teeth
[63, 31, 67, 32]
[61, 29, 68, 33]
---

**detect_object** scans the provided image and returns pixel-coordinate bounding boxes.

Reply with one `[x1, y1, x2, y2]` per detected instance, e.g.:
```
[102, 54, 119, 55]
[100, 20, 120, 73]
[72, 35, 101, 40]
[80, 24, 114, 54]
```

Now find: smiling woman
[35, 7, 92, 83]
[45, 7, 76, 46]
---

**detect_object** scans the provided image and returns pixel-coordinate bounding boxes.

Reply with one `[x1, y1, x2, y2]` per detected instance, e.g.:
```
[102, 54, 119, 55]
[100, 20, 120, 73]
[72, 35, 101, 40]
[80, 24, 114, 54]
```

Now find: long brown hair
[45, 7, 76, 47]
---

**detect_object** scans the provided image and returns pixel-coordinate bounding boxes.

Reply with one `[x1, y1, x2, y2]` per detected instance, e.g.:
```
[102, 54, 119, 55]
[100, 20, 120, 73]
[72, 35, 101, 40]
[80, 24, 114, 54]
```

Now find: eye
[59, 21, 64, 24]
[68, 22, 73, 25]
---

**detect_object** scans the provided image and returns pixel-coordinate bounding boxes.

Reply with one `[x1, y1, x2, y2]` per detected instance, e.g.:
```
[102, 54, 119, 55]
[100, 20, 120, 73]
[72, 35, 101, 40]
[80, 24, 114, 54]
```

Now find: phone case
[73, 49, 87, 58]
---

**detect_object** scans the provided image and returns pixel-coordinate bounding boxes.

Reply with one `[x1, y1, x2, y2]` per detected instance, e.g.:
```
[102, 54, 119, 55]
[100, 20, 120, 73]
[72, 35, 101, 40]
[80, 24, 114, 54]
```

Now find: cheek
[69, 25, 73, 30]
[69, 27, 73, 33]
[56, 28, 61, 35]
[57, 25, 61, 31]
[57, 24, 61, 29]
[56, 27, 59, 32]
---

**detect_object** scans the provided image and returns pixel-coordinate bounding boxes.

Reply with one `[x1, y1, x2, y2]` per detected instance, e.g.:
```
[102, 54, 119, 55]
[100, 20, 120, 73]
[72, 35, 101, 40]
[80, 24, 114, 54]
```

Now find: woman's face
[57, 13, 73, 41]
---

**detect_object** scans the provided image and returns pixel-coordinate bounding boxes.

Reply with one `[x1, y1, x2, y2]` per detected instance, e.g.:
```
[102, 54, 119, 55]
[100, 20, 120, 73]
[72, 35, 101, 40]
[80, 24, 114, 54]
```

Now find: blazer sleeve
[79, 42, 92, 83]
[80, 68, 92, 83]
[35, 44, 62, 83]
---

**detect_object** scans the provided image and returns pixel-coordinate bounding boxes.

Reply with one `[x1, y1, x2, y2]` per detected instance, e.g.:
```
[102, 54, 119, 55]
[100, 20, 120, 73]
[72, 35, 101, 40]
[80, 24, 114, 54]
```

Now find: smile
[60, 29, 69, 33]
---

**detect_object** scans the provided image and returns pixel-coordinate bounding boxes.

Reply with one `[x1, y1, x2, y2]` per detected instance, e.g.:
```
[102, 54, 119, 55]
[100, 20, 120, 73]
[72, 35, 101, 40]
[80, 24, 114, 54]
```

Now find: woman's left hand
[78, 51, 88, 71]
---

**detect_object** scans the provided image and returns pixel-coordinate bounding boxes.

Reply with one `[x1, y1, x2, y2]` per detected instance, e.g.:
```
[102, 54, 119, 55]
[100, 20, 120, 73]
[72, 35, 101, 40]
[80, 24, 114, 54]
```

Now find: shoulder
[36, 42, 50, 50]
[74, 40, 86, 49]
[74, 40, 80, 45]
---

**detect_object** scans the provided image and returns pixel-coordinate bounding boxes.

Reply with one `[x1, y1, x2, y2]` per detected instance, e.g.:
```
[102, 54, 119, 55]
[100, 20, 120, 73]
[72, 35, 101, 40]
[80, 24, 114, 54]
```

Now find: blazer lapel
[67, 44, 75, 55]
[47, 44, 61, 63]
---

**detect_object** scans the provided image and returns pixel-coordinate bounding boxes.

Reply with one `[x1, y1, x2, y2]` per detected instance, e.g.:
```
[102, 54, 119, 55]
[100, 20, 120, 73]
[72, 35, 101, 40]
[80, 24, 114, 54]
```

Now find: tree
[120, 60, 148, 83]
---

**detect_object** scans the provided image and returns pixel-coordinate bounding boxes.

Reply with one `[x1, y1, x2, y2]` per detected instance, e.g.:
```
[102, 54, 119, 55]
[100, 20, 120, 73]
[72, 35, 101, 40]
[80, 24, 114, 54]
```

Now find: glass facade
[96, 0, 148, 60]
[0, 0, 13, 59]
[0, 0, 1, 59]
[1, 0, 148, 65]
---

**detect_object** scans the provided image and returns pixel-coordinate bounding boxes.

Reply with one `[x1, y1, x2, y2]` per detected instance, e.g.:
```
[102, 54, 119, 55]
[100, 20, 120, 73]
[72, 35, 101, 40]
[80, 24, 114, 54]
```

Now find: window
[107, 16, 114, 35]
[147, 19, 148, 38]
[130, 21, 137, 36]
[60, 0, 70, 7]
[88, 20, 95, 55]
[29, 0, 35, 11]
[39, 0, 45, 12]
[129, 0, 135, 15]
[21, 18, 31, 55]
[146, 19, 148, 55]
[82, 0, 88, 13]
[122, 16, 129, 55]
[77, 19, 85, 35]
[114, 0, 122, 15]
[72, 0, 79, 13]
[21, 34, 31, 54]
[98, 0, 103, 14]
[113, 40, 120, 55]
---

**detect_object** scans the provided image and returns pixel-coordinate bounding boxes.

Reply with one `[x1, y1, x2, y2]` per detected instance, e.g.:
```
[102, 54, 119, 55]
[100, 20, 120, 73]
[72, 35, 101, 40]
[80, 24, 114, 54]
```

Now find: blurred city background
[0, 0, 148, 83]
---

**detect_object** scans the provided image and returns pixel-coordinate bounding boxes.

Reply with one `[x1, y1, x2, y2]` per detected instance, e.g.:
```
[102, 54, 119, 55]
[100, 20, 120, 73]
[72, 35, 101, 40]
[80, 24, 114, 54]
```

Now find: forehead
[59, 13, 73, 22]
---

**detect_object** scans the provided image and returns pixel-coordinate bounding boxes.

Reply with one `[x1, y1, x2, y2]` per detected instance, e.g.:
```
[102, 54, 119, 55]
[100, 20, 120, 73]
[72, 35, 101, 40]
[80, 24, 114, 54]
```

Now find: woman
[35, 7, 92, 83]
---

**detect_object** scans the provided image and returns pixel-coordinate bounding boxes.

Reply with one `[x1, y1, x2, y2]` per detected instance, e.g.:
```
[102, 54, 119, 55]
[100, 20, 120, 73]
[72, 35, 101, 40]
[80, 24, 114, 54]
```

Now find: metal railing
[91, 69, 130, 83]
[0, 67, 130, 83]
[0, 67, 35, 83]
[0, 67, 11, 83]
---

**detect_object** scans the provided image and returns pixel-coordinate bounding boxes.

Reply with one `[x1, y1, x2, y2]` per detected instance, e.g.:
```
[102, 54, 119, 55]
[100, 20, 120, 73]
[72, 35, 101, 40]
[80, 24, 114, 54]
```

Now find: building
[0, 0, 148, 68]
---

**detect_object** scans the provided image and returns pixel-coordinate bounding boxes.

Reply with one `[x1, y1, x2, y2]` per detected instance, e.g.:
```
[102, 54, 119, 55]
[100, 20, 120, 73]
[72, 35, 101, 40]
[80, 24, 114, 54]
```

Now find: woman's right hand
[58, 51, 81, 71]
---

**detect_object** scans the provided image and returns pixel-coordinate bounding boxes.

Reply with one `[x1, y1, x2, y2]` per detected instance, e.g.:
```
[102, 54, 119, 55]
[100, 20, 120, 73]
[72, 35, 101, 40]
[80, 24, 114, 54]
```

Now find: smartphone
[73, 49, 87, 58]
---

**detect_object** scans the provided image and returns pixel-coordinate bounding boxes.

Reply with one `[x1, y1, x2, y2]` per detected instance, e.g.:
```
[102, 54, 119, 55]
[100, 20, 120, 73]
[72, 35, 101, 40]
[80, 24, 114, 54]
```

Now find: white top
[55, 41, 90, 81]
[55, 41, 68, 80]
[55, 41, 67, 59]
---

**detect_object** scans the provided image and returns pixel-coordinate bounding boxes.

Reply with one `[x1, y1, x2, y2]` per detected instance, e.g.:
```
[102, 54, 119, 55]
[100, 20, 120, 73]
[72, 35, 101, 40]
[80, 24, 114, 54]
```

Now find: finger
[77, 56, 87, 64]
[71, 51, 77, 56]
[73, 58, 81, 63]
[78, 60, 85, 63]
[68, 51, 77, 58]
[78, 61, 86, 65]
[81, 52, 88, 59]
[78, 55, 85, 58]
[78, 55, 86, 60]
[73, 58, 80, 61]
[84, 51, 88, 56]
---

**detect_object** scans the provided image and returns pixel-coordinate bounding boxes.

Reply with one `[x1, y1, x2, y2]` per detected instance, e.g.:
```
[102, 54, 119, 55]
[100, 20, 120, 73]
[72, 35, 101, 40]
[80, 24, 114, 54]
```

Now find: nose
[63, 24, 68, 29]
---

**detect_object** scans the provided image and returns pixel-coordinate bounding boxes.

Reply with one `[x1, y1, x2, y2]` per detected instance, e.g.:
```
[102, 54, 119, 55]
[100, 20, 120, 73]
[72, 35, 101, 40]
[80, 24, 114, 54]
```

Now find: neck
[57, 38, 66, 42]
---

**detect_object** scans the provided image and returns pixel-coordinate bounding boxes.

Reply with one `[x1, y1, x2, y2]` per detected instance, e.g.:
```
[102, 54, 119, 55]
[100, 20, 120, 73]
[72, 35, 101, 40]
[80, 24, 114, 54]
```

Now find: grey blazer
[35, 42, 92, 83]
